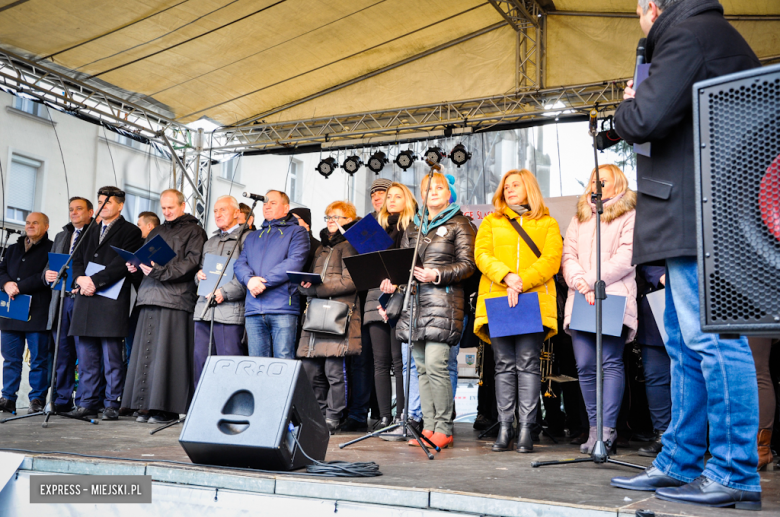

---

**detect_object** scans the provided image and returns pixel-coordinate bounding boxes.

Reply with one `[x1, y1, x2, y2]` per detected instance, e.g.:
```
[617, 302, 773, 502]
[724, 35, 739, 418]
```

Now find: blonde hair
[378, 183, 417, 231]
[325, 200, 357, 220]
[578, 164, 629, 207]
[492, 169, 547, 219]
[420, 172, 451, 201]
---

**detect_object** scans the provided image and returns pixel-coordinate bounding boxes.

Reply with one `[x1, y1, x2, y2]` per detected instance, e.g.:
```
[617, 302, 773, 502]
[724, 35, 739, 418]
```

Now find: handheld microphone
[633, 38, 647, 88]
[424, 158, 442, 171]
[588, 109, 598, 137]
[243, 192, 266, 202]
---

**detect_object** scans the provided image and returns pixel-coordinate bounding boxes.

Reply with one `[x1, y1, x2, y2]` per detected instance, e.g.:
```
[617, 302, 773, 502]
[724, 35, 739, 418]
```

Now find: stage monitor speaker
[694, 63, 780, 336]
[179, 357, 328, 471]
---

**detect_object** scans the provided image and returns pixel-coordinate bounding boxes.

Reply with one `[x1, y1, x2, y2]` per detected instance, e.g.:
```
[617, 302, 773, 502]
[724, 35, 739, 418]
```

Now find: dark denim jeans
[245, 314, 298, 359]
[1, 331, 49, 402]
[653, 257, 760, 492]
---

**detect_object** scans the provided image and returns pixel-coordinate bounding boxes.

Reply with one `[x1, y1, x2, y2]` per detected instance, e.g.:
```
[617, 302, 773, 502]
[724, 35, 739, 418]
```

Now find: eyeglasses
[323, 215, 348, 222]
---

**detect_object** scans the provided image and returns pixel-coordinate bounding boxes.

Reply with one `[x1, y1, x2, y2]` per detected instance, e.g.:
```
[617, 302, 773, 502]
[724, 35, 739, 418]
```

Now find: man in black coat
[67, 187, 144, 420]
[611, 0, 762, 509]
[43, 197, 93, 413]
[0, 213, 52, 414]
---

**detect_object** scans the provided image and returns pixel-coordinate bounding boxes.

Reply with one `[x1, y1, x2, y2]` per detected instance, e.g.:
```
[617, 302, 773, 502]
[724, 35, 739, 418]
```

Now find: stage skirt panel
[121, 306, 194, 414]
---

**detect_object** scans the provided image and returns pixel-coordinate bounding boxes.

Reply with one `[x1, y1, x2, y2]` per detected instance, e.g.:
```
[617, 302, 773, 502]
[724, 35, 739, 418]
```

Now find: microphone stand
[1, 196, 113, 426]
[340, 160, 441, 458]
[532, 114, 642, 470]
[150, 199, 257, 435]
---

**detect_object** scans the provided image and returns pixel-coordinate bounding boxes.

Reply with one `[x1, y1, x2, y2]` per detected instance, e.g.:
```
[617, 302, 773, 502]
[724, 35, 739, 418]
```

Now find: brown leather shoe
[758, 429, 773, 471]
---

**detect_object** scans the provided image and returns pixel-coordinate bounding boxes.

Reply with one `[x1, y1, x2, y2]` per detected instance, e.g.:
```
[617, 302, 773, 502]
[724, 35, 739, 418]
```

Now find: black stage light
[424, 147, 447, 165]
[394, 150, 417, 171]
[449, 143, 472, 168]
[342, 155, 363, 175]
[316, 157, 338, 178]
[367, 151, 388, 174]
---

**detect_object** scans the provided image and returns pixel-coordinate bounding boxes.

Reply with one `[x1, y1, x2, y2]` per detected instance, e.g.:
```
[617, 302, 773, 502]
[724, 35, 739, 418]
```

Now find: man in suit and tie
[67, 187, 143, 420]
[44, 197, 94, 413]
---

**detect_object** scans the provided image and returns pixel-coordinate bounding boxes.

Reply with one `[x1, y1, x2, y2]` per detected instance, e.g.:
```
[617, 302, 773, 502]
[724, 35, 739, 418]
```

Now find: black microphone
[3, 228, 23, 235]
[633, 38, 647, 88]
[588, 109, 598, 137]
[243, 192, 266, 202]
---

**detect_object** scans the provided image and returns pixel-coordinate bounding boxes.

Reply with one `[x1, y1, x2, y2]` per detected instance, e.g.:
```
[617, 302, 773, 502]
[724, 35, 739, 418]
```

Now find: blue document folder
[569, 291, 627, 337]
[286, 271, 323, 285]
[111, 234, 175, 268]
[485, 293, 543, 338]
[343, 215, 394, 254]
[198, 253, 236, 297]
[0, 292, 31, 321]
[47, 252, 70, 291]
[85, 262, 125, 300]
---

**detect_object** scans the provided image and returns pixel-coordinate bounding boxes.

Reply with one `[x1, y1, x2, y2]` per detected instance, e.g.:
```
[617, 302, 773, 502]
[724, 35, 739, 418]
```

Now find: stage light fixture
[394, 150, 417, 171]
[316, 157, 338, 178]
[449, 144, 472, 168]
[342, 155, 363, 175]
[424, 147, 447, 165]
[367, 151, 388, 174]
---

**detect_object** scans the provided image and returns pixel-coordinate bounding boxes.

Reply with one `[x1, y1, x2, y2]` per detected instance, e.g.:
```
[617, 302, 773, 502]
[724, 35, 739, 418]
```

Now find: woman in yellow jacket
[474, 169, 562, 453]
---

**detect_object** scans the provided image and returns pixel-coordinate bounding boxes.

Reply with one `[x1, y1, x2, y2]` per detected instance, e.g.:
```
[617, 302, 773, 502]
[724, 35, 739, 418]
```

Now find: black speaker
[179, 357, 328, 471]
[694, 63, 780, 336]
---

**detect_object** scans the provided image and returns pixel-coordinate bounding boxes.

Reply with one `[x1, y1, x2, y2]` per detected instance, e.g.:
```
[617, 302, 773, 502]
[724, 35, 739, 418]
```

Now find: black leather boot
[491, 422, 515, 452]
[638, 429, 664, 457]
[516, 423, 534, 453]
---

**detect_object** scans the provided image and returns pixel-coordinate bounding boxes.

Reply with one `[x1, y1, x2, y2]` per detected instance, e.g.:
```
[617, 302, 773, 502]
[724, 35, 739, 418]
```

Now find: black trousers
[492, 332, 545, 424]
[368, 322, 404, 418]
[302, 357, 347, 421]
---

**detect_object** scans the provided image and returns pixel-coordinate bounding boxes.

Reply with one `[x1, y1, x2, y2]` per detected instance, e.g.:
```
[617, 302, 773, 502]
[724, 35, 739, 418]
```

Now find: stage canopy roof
[0, 0, 778, 131]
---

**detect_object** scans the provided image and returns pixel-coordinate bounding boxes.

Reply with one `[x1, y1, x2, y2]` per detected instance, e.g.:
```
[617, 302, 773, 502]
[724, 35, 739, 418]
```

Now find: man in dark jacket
[611, 0, 762, 508]
[0, 213, 52, 414]
[66, 187, 144, 421]
[193, 195, 248, 387]
[234, 190, 309, 359]
[43, 197, 93, 413]
[121, 189, 207, 424]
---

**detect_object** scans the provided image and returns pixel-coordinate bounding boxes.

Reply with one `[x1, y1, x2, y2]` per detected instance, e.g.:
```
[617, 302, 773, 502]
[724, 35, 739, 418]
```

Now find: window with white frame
[288, 159, 302, 203]
[221, 156, 241, 183]
[6, 155, 41, 224]
[13, 97, 49, 119]
[116, 134, 143, 150]
[121, 187, 161, 223]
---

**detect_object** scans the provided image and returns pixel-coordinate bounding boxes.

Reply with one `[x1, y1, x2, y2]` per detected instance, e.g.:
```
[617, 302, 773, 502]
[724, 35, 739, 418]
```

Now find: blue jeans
[571, 329, 626, 428]
[1, 331, 49, 402]
[402, 342, 422, 420]
[653, 257, 760, 492]
[448, 343, 459, 401]
[245, 314, 298, 359]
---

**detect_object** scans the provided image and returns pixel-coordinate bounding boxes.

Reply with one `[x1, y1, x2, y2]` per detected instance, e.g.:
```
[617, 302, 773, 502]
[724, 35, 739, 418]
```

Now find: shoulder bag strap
[505, 215, 541, 258]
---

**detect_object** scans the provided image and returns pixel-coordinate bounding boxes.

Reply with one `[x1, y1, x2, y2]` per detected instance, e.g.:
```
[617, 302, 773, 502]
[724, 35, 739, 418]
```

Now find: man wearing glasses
[234, 190, 309, 359]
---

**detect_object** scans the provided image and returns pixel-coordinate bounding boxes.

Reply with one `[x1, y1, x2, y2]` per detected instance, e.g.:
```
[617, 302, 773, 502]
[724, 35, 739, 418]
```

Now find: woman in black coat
[380, 172, 476, 449]
[365, 183, 417, 428]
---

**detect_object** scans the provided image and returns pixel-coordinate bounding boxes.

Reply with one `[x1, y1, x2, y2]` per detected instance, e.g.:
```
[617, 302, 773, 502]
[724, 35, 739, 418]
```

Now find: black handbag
[384, 288, 405, 323]
[301, 248, 353, 336]
[302, 297, 352, 335]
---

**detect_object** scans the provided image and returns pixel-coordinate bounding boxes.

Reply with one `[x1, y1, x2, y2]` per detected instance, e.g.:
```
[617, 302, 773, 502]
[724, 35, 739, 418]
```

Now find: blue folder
[111, 234, 175, 268]
[286, 271, 323, 285]
[0, 292, 31, 321]
[85, 262, 125, 300]
[343, 215, 394, 254]
[198, 253, 236, 297]
[485, 293, 544, 338]
[569, 291, 627, 337]
[47, 252, 70, 291]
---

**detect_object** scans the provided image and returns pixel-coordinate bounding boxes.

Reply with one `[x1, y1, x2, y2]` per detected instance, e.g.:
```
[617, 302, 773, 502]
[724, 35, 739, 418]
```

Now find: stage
[0, 417, 777, 516]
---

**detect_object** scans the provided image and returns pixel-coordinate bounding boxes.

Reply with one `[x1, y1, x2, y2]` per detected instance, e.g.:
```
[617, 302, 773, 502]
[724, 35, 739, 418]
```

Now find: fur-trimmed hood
[576, 190, 636, 224]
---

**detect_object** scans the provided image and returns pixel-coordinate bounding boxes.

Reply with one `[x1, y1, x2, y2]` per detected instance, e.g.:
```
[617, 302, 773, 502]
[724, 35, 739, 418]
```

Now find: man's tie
[70, 228, 81, 254]
[99, 225, 108, 244]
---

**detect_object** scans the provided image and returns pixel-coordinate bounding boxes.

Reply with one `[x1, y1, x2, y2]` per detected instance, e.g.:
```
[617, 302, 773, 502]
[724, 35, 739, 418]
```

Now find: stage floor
[1, 415, 777, 516]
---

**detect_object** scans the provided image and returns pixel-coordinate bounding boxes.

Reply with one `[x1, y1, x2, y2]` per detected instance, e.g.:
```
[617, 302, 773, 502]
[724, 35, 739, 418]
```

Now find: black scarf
[646, 0, 723, 61]
[385, 214, 404, 249]
[319, 219, 357, 248]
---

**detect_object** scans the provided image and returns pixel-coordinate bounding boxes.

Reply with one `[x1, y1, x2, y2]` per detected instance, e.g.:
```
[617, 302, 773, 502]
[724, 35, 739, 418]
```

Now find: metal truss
[0, 47, 189, 146]
[211, 78, 629, 153]
[487, 0, 544, 90]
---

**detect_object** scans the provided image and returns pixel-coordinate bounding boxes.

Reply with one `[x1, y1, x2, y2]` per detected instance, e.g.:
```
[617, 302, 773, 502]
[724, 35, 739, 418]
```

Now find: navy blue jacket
[234, 213, 309, 316]
[636, 265, 665, 347]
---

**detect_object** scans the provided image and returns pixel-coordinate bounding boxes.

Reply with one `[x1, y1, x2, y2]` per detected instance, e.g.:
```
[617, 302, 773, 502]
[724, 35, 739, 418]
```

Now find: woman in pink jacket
[562, 163, 637, 455]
